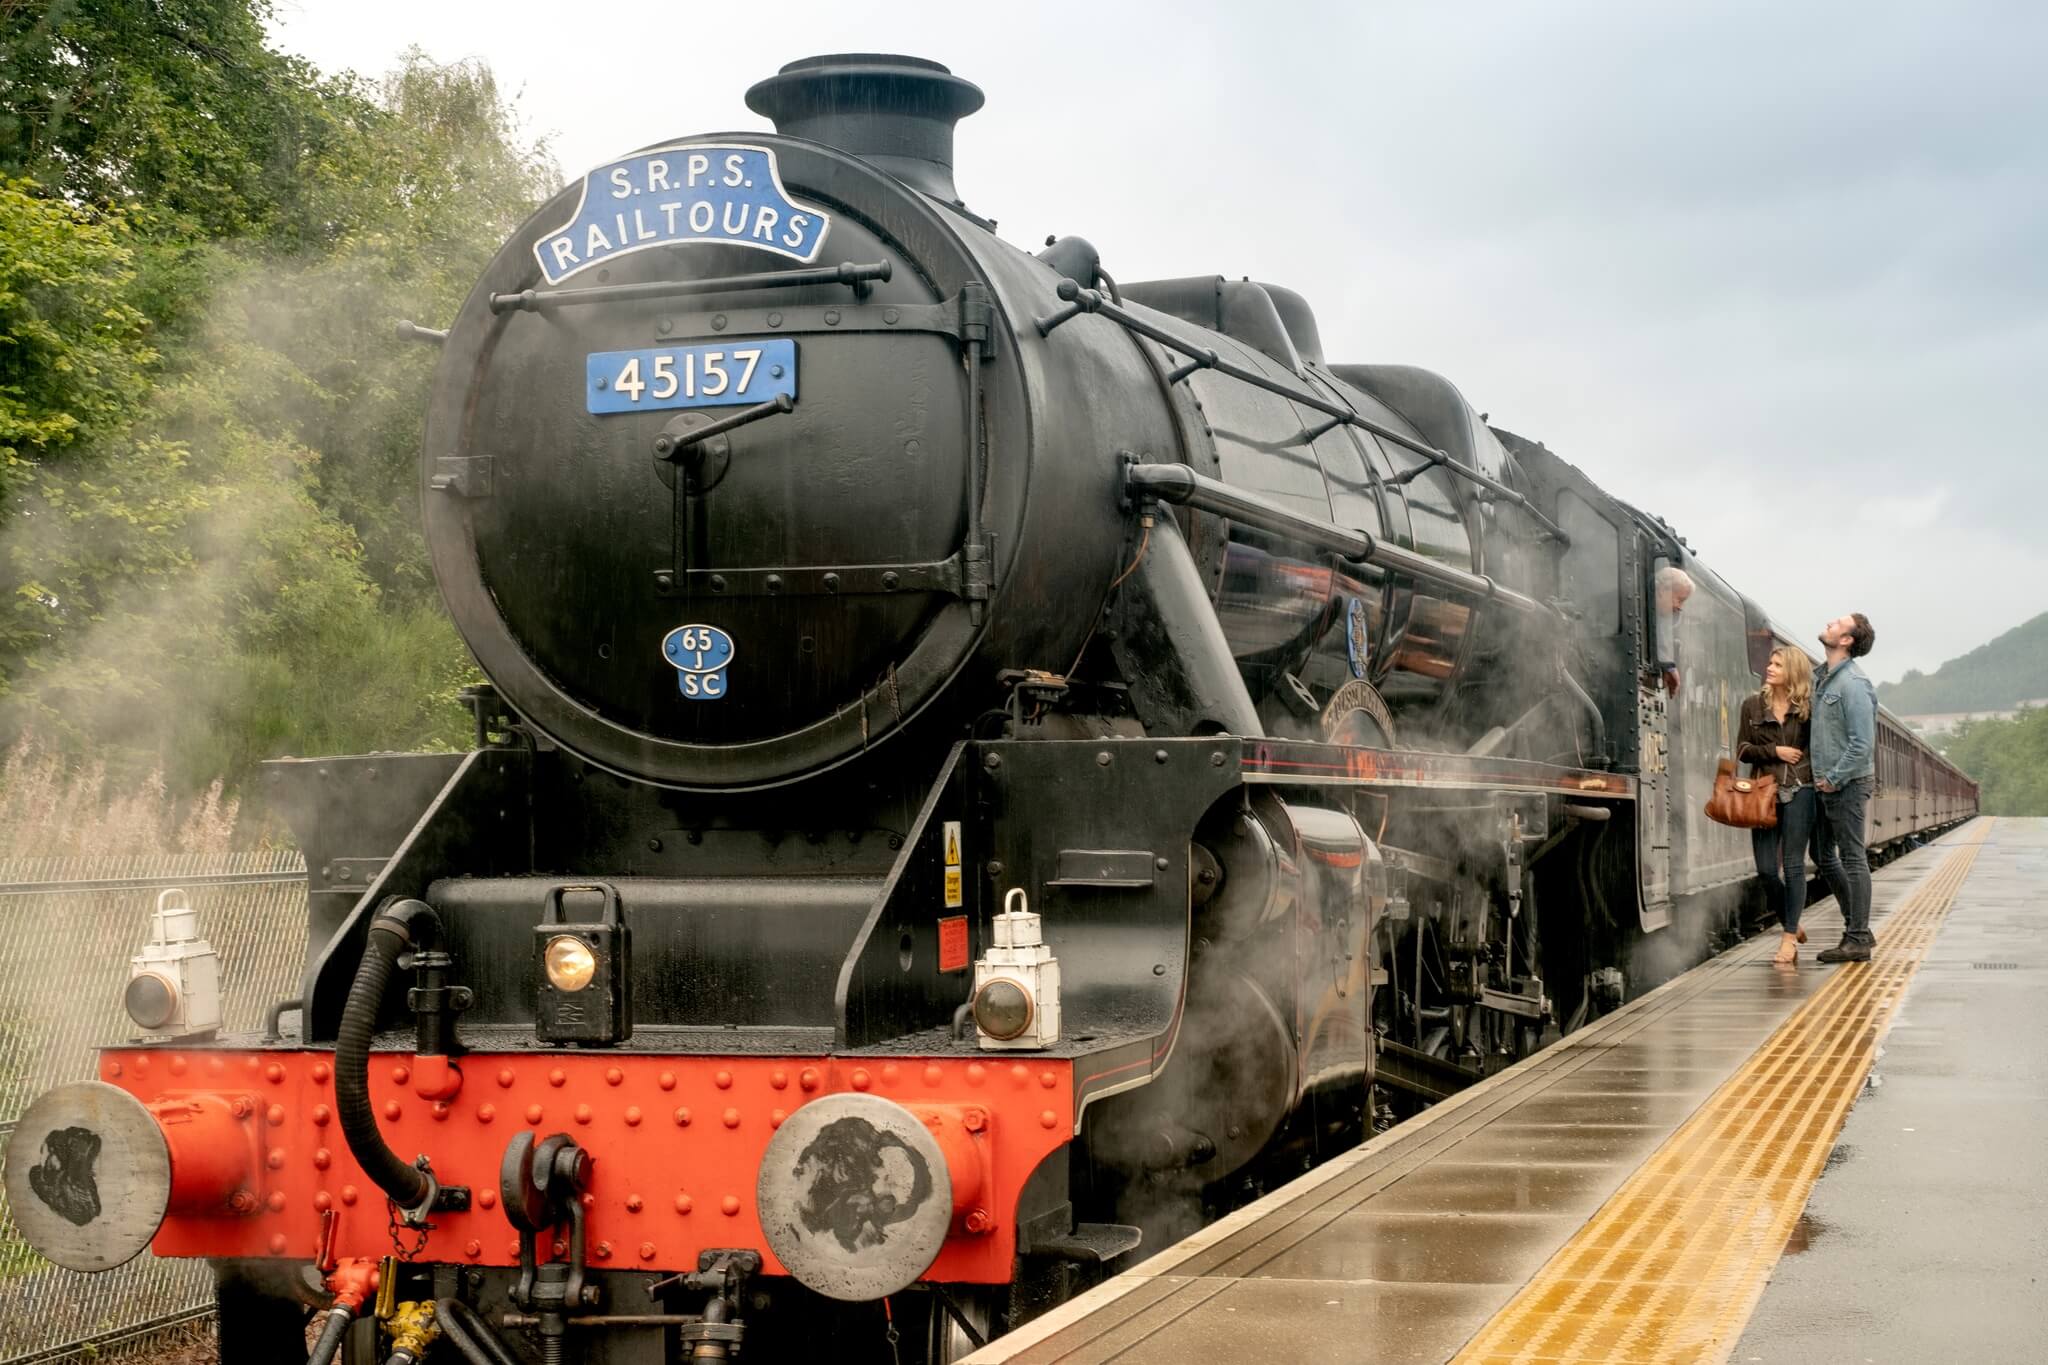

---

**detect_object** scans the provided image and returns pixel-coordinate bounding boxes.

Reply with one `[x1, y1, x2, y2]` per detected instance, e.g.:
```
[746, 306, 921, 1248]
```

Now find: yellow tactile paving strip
[1452, 820, 1993, 1365]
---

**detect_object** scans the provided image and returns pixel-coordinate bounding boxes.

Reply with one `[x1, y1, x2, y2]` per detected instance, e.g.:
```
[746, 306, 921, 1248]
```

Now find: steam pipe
[1559, 660, 1608, 768]
[1119, 511, 1264, 737]
[262, 996, 303, 1042]
[336, 899, 441, 1210]
[1125, 463, 1551, 616]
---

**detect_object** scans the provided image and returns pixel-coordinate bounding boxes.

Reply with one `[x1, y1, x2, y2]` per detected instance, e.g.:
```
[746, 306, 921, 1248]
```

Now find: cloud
[1859, 489, 1948, 531]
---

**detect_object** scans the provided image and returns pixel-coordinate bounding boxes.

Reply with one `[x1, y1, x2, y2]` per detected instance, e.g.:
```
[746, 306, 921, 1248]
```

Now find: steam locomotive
[4, 53, 1975, 1365]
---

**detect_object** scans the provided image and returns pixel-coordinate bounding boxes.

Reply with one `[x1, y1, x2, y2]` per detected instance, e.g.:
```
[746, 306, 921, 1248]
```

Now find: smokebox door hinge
[959, 282, 995, 360]
[962, 537, 991, 602]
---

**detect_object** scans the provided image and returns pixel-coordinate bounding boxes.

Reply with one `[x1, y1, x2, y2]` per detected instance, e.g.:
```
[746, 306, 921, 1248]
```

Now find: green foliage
[0, 0, 365, 244]
[0, 22, 555, 795]
[1878, 612, 2048, 714]
[0, 182, 155, 478]
[0, 179, 193, 675]
[1943, 706, 2048, 816]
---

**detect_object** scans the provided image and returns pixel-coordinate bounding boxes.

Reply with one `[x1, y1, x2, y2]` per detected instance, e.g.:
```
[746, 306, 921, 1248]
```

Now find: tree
[0, 181, 184, 673]
[0, 33, 555, 792]
[0, 0, 358, 242]
[0, 183, 153, 464]
[1943, 707, 2048, 816]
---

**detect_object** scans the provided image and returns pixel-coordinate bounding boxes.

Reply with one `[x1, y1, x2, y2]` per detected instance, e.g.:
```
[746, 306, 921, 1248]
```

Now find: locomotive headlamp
[124, 888, 220, 1040]
[123, 973, 179, 1031]
[971, 889, 1061, 1051]
[534, 883, 631, 1045]
[543, 935, 597, 992]
[972, 978, 1034, 1040]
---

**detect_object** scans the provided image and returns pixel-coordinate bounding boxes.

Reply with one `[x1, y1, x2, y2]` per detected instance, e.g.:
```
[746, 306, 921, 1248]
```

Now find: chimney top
[746, 54, 984, 205]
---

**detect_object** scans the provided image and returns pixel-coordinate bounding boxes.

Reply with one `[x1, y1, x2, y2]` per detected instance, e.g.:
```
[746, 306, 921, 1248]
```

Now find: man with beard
[1811, 613, 1879, 964]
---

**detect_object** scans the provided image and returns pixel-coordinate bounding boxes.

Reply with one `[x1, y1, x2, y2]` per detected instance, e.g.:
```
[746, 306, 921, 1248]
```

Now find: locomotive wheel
[920, 1285, 999, 1364]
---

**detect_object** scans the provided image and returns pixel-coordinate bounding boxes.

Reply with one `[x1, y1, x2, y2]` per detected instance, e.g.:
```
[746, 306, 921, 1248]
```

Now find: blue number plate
[586, 339, 796, 415]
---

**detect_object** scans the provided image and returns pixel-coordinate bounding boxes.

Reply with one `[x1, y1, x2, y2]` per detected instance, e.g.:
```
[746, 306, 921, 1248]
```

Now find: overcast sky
[271, 0, 2046, 683]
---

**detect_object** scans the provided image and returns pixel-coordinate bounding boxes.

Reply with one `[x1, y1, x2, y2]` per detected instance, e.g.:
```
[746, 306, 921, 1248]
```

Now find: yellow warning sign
[942, 820, 962, 867]
[943, 867, 963, 908]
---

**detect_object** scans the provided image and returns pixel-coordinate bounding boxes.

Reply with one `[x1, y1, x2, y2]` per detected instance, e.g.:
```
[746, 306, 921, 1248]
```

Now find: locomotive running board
[1239, 738, 1635, 799]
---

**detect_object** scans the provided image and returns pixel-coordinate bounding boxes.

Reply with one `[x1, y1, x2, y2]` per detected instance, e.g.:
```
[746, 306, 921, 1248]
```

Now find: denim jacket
[1811, 658, 1877, 788]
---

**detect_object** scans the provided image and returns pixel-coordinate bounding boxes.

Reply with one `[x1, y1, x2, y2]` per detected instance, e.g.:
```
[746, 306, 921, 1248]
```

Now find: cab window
[1649, 555, 1688, 669]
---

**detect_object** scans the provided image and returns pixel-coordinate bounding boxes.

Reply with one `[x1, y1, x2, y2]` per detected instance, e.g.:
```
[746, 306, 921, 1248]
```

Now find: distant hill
[1879, 613, 2048, 714]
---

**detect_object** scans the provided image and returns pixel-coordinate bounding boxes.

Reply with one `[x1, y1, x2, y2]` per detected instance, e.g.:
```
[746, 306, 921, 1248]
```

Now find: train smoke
[0, 55, 556, 804]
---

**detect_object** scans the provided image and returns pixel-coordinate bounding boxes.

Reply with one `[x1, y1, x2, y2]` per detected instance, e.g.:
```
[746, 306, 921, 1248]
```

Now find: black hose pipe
[336, 898, 440, 1210]
[306, 1306, 352, 1365]
[436, 1299, 523, 1365]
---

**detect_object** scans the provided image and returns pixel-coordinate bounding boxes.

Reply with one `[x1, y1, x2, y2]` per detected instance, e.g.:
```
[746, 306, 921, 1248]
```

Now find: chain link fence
[0, 852, 308, 1363]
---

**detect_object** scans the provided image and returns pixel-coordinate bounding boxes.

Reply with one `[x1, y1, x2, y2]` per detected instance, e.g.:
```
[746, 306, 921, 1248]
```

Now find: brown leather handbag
[1704, 758, 1778, 829]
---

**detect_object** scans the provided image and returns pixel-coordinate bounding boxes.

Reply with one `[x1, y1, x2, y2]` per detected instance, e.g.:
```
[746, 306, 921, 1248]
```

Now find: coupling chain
[384, 1195, 433, 1261]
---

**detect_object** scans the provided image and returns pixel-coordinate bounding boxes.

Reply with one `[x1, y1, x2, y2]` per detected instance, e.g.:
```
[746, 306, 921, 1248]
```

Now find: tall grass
[0, 735, 261, 856]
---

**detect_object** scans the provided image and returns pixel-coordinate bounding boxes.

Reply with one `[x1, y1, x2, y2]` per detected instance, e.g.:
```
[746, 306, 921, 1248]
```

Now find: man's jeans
[1815, 776, 1875, 947]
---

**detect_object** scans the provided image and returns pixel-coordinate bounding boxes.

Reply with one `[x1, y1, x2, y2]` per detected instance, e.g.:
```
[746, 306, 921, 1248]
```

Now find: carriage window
[1557, 492, 1619, 633]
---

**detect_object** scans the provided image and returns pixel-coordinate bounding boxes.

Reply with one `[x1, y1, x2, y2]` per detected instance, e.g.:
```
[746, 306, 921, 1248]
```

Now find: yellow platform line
[1452, 819, 1992, 1365]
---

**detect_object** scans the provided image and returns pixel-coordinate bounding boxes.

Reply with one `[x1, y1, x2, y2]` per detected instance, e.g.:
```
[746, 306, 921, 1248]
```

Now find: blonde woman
[1737, 646, 1818, 964]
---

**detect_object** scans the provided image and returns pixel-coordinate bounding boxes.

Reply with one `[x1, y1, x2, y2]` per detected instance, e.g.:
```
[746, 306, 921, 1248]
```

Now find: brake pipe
[309, 1258, 380, 1365]
[335, 899, 440, 1210]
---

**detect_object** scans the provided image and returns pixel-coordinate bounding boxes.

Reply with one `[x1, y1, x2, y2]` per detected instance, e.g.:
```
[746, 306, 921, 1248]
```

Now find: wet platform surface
[1734, 817, 2048, 1364]
[969, 821, 2007, 1365]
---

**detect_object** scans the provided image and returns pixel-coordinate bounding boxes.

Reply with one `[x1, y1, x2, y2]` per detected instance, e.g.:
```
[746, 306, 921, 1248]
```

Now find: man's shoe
[1815, 943, 1872, 964]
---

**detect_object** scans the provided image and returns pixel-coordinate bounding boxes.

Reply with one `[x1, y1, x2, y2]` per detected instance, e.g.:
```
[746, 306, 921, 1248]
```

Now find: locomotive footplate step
[966, 822, 2017, 1364]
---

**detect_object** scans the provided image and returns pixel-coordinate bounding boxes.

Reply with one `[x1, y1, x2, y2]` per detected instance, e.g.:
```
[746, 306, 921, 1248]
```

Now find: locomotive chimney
[746, 54, 984, 206]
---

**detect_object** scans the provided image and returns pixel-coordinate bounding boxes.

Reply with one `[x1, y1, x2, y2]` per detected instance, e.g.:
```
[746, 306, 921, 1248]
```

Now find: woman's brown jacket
[1736, 692, 1814, 790]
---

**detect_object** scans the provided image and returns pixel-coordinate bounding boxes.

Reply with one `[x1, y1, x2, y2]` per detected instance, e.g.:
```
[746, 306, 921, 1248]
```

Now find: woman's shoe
[1796, 928, 1808, 944]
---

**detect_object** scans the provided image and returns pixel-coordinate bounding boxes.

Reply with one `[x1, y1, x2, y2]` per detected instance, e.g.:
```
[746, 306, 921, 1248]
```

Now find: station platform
[968, 818, 2033, 1365]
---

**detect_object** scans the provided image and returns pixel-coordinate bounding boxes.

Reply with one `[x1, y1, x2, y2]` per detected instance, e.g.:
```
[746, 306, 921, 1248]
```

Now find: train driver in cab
[1652, 565, 1694, 697]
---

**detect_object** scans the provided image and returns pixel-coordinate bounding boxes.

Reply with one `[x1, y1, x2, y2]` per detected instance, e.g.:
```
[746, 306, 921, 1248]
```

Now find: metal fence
[0, 852, 308, 1363]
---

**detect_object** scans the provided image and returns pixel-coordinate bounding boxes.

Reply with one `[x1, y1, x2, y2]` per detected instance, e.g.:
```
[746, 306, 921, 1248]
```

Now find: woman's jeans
[1751, 786, 1819, 934]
